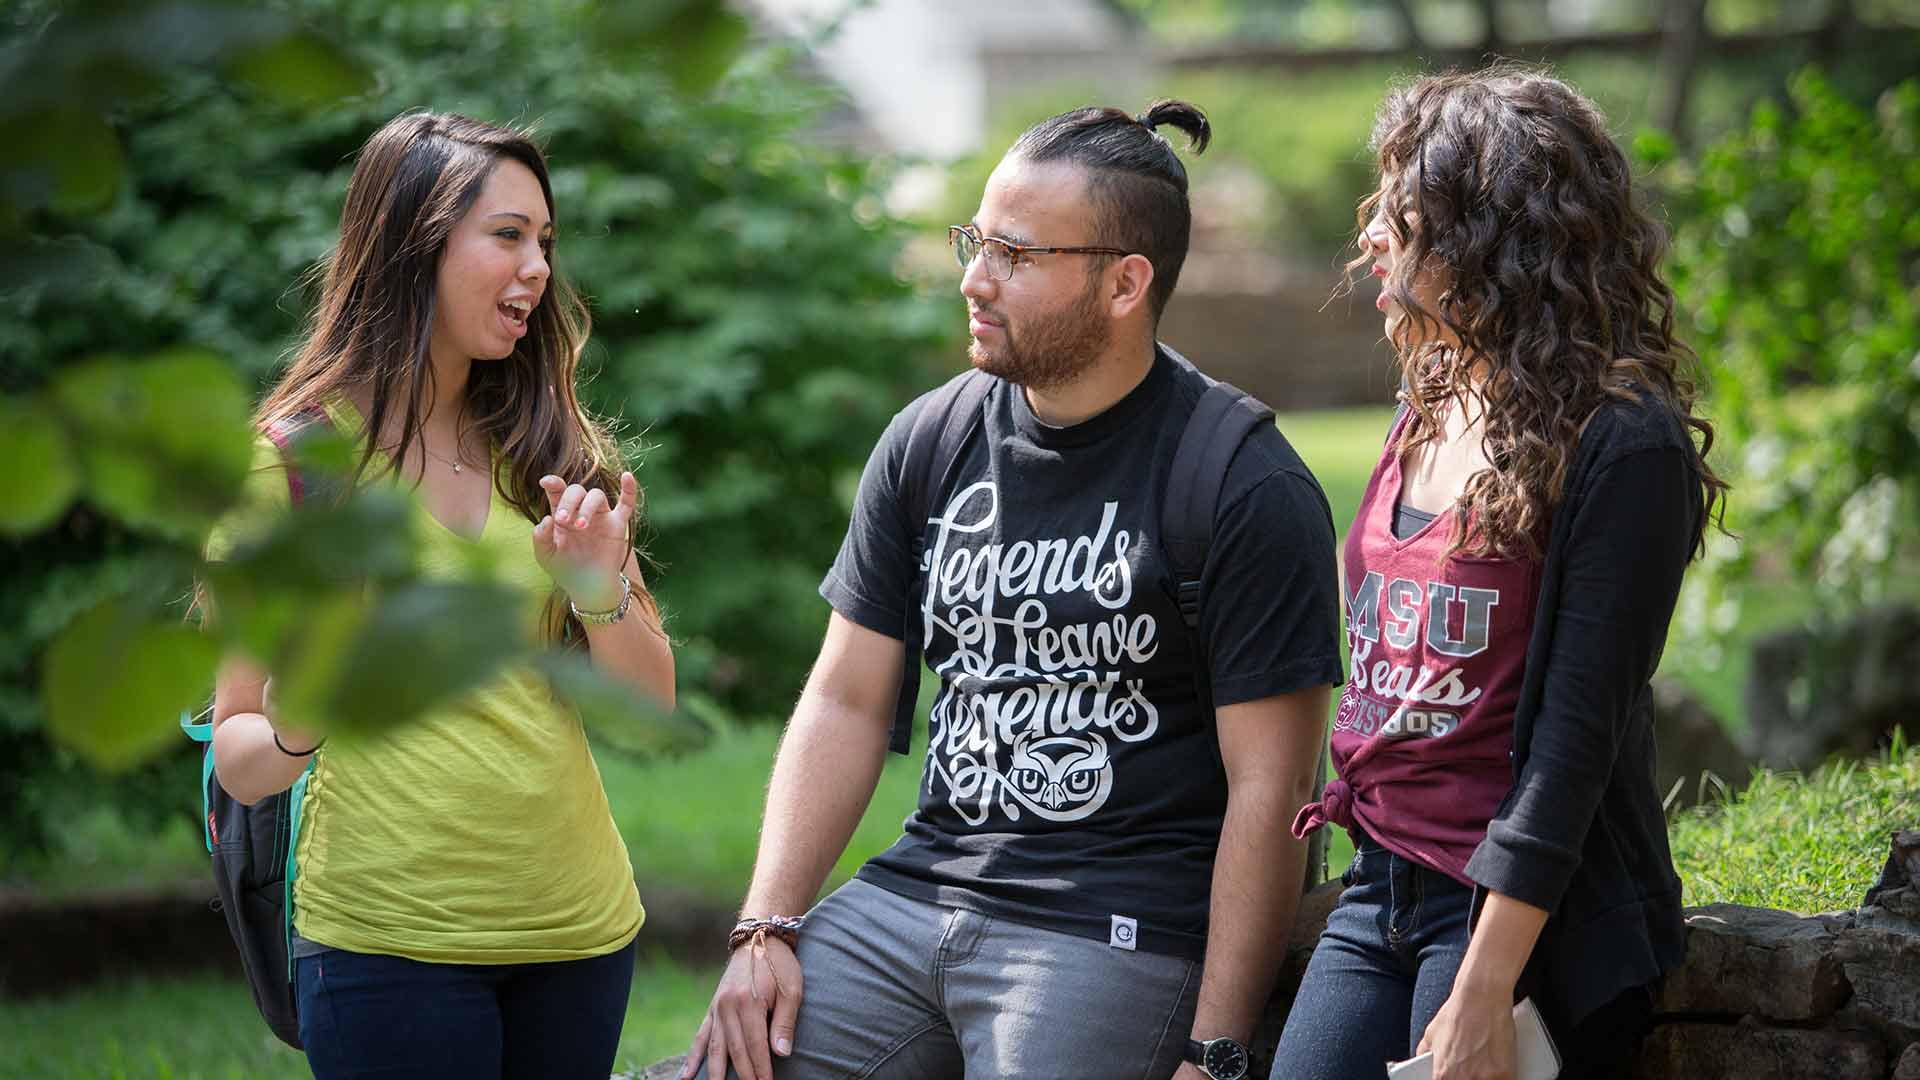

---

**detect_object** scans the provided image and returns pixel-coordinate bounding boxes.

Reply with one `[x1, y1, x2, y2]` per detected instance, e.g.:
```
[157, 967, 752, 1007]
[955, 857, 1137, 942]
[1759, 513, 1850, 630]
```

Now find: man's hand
[683, 937, 804, 1080]
[1418, 981, 1515, 1080]
[1172, 1062, 1211, 1080]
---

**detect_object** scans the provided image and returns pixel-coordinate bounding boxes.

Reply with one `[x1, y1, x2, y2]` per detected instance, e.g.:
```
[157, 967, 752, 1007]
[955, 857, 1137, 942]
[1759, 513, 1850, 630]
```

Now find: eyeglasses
[947, 224, 1132, 281]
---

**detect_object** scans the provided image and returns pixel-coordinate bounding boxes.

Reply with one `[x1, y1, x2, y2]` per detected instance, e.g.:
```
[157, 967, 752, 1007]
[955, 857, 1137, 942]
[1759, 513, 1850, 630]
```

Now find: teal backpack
[182, 406, 331, 1049]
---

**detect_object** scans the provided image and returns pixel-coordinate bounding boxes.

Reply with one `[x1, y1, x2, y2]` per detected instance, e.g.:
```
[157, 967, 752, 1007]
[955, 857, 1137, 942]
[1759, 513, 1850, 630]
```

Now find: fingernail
[776, 1036, 791, 1054]
[576, 517, 588, 528]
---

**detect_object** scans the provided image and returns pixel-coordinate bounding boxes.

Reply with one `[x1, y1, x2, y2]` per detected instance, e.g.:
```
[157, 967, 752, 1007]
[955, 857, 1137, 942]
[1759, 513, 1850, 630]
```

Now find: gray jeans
[692, 878, 1201, 1080]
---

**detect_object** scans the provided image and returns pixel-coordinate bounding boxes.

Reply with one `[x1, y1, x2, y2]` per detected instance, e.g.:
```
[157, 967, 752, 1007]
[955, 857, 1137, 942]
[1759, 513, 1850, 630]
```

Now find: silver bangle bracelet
[570, 571, 632, 625]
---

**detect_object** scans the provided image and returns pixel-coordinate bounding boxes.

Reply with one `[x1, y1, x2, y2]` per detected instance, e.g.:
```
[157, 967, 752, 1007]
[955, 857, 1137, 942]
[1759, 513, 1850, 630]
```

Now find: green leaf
[0, 105, 124, 216]
[534, 652, 706, 757]
[202, 490, 420, 662]
[49, 351, 255, 539]
[223, 30, 373, 110]
[256, 589, 369, 738]
[286, 582, 528, 738]
[0, 396, 80, 534]
[43, 600, 220, 772]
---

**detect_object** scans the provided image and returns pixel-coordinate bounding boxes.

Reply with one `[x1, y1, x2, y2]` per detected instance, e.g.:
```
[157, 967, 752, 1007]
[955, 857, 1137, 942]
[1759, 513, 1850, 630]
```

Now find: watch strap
[1185, 1035, 1249, 1080]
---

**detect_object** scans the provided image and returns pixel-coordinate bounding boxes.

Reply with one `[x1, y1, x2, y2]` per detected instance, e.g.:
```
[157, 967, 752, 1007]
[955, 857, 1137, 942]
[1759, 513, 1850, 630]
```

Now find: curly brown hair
[1348, 66, 1726, 560]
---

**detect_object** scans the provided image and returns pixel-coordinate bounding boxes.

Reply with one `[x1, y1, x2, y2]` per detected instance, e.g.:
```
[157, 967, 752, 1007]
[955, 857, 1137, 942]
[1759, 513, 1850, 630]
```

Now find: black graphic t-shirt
[820, 349, 1343, 959]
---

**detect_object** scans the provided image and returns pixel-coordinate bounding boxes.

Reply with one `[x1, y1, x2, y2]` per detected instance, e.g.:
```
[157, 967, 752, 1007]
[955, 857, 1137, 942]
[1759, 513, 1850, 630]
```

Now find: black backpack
[179, 406, 335, 1050]
[887, 346, 1328, 889]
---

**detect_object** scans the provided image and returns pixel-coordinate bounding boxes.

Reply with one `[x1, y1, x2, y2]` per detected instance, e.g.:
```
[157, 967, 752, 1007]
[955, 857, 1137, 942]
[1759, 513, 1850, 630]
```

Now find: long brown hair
[259, 110, 647, 643]
[1348, 67, 1726, 559]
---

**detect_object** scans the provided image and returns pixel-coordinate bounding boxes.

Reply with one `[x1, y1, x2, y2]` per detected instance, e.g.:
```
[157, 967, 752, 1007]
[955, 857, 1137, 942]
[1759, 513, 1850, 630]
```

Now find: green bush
[1652, 69, 1919, 602]
[0, 0, 955, 865]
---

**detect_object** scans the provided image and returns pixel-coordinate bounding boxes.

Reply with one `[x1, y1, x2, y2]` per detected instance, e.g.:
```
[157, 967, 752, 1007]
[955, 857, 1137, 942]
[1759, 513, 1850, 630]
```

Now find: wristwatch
[1185, 1035, 1250, 1080]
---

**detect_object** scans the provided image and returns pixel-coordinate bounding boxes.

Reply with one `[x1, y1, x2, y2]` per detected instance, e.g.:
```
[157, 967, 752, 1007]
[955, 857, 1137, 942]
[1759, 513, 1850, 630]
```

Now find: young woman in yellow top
[207, 111, 674, 1079]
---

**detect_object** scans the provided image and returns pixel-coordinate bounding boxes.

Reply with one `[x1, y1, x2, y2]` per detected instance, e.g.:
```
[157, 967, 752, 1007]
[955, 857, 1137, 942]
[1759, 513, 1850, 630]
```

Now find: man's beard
[967, 276, 1112, 392]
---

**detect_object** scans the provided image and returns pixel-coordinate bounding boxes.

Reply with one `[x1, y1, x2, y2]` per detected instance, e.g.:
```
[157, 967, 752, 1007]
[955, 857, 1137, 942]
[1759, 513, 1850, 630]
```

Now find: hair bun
[1139, 99, 1211, 155]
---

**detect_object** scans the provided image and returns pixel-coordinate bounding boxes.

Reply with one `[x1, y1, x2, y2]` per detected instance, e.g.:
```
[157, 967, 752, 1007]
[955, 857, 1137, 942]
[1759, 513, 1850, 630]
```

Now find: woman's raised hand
[534, 471, 638, 611]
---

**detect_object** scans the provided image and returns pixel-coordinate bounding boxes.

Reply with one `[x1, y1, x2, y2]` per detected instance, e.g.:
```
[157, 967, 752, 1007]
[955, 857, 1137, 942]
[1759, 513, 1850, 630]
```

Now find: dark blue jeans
[295, 937, 637, 1080]
[1271, 830, 1472, 1080]
[1270, 831, 1653, 1080]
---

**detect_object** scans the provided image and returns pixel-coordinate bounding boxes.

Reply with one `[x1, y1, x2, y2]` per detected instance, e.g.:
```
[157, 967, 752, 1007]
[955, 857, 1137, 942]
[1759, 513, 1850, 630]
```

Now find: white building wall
[747, 0, 1146, 161]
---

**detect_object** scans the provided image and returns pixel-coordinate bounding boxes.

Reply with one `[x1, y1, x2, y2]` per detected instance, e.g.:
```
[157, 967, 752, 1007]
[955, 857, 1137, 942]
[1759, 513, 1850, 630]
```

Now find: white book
[1386, 997, 1561, 1080]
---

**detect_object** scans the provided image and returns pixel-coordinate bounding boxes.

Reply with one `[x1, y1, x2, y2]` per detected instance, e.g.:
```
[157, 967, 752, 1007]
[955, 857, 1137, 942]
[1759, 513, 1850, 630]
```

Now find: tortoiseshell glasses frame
[947, 224, 1133, 281]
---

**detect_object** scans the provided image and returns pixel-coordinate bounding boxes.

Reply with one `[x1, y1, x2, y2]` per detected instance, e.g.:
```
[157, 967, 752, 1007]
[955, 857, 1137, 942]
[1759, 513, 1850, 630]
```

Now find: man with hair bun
[684, 100, 1342, 1080]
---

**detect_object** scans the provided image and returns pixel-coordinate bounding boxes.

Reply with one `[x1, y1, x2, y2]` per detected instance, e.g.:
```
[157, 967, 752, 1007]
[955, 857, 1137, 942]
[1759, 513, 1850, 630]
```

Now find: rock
[1892, 1042, 1920, 1080]
[1866, 830, 1920, 908]
[1656, 905, 1851, 1021]
[1651, 677, 1750, 807]
[1636, 1020, 1887, 1080]
[1862, 830, 1920, 935]
[1834, 926, 1920, 1038]
[1744, 604, 1920, 770]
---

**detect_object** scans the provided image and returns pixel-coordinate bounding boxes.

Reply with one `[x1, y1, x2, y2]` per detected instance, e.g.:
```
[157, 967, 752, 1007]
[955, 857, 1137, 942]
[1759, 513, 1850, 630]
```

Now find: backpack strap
[262, 405, 337, 506]
[1158, 367, 1335, 890]
[181, 708, 217, 852]
[1160, 380, 1276, 641]
[249, 406, 333, 972]
[888, 369, 994, 755]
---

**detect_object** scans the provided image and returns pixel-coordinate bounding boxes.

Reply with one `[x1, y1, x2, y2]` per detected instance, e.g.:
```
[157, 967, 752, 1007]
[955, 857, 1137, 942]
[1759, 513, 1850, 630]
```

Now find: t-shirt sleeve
[204, 435, 293, 563]
[1201, 457, 1346, 707]
[818, 400, 925, 640]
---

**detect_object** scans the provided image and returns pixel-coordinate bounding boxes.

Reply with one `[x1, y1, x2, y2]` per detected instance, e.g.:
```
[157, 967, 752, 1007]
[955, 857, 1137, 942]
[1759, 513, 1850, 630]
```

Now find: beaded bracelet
[727, 914, 804, 954]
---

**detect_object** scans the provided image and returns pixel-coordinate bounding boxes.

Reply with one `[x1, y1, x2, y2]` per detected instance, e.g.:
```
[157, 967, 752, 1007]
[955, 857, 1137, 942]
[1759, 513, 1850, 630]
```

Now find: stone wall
[1638, 831, 1920, 1080]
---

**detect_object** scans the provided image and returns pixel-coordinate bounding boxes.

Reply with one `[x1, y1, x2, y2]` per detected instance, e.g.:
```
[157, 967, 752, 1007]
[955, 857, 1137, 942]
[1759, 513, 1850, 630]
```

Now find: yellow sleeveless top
[207, 396, 643, 963]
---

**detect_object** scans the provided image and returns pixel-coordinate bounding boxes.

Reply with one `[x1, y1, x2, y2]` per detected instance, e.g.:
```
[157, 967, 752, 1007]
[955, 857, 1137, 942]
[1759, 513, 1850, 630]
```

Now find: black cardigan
[1458, 391, 1705, 1027]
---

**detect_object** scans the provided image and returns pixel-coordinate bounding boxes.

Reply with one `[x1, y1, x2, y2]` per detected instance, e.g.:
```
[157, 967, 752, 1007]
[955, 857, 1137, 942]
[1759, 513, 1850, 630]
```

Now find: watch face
[1204, 1039, 1249, 1079]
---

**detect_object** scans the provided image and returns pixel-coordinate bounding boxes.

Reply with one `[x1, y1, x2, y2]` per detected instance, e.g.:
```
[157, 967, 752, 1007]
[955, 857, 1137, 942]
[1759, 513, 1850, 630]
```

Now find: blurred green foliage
[1650, 70, 1919, 604]
[0, 0, 954, 866]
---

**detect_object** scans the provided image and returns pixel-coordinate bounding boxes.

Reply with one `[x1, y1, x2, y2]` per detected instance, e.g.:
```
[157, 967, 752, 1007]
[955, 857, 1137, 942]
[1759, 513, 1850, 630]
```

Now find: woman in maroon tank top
[1272, 68, 1726, 1080]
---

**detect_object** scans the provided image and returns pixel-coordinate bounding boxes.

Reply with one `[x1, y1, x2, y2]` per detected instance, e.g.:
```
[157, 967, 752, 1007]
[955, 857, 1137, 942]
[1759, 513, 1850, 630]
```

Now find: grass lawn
[1275, 406, 1390, 538]
[0, 955, 718, 1079]
[1670, 736, 1920, 914]
[0, 974, 312, 1080]
[601, 711, 928, 901]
